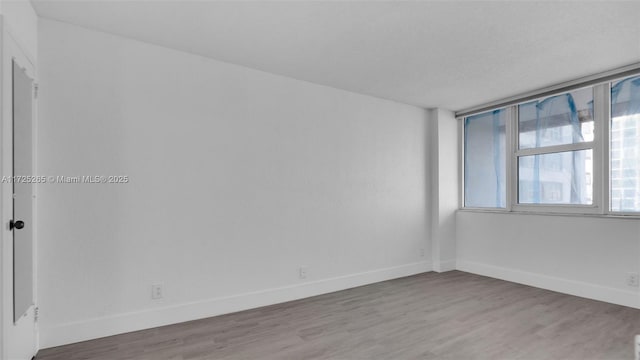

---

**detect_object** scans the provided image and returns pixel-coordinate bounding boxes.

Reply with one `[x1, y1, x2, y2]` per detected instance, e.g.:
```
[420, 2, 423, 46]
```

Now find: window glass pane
[611, 75, 640, 212]
[518, 150, 593, 205]
[464, 109, 506, 208]
[519, 87, 594, 149]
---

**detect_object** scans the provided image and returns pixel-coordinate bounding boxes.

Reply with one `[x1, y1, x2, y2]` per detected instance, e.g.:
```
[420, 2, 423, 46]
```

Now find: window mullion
[515, 142, 594, 157]
[505, 106, 516, 211]
[594, 83, 610, 214]
[458, 116, 465, 209]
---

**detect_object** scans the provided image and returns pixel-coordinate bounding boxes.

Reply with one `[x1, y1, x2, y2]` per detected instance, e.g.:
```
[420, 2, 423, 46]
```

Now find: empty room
[1, 0, 640, 359]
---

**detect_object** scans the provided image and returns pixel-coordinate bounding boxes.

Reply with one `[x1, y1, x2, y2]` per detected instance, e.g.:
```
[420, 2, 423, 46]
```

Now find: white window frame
[458, 83, 617, 216]
[459, 65, 640, 217]
[511, 85, 605, 214]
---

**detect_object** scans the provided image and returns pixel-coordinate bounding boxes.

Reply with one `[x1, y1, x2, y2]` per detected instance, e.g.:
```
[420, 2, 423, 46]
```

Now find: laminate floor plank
[36, 271, 640, 359]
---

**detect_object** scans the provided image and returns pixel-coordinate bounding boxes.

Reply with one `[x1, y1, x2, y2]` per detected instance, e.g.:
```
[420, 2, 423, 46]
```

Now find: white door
[3, 30, 38, 360]
[12, 59, 35, 329]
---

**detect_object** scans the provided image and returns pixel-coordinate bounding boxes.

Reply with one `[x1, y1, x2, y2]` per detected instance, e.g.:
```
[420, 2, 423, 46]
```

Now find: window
[610, 75, 640, 212]
[464, 109, 506, 208]
[517, 150, 592, 205]
[461, 72, 640, 215]
[516, 88, 595, 206]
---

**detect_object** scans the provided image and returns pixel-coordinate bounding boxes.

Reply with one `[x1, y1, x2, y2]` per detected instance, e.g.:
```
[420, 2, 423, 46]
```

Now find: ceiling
[31, 0, 640, 111]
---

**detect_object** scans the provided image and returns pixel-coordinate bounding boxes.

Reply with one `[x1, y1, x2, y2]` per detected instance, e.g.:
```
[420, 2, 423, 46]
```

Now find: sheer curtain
[611, 76, 640, 116]
[532, 93, 584, 204]
[464, 109, 506, 208]
[610, 75, 640, 211]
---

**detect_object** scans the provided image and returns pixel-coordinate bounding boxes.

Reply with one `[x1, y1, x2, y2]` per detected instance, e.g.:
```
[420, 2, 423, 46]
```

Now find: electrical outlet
[635, 334, 640, 360]
[627, 273, 639, 287]
[151, 283, 163, 299]
[299, 266, 308, 279]
[420, 248, 425, 257]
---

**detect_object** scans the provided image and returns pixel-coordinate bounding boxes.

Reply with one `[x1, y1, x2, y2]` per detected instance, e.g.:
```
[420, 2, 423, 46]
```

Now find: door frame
[1, 16, 39, 360]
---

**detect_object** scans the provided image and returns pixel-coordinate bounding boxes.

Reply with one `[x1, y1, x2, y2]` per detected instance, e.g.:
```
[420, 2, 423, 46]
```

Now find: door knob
[10, 220, 24, 230]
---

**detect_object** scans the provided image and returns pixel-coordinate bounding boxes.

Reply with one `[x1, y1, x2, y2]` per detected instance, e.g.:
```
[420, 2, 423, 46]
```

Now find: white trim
[430, 109, 440, 268]
[593, 83, 608, 215]
[609, 211, 640, 217]
[511, 203, 601, 215]
[39, 261, 432, 349]
[456, 260, 639, 309]
[458, 207, 507, 213]
[457, 208, 640, 220]
[458, 116, 464, 210]
[506, 106, 517, 211]
[591, 84, 604, 214]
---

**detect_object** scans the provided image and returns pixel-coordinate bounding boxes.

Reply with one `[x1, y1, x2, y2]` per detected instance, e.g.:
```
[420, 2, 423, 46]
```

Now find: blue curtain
[610, 75, 640, 211]
[528, 93, 584, 203]
[464, 109, 506, 208]
[612, 76, 640, 117]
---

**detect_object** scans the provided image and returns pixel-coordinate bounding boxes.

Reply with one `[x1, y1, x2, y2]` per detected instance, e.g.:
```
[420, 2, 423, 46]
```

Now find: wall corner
[430, 108, 459, 272]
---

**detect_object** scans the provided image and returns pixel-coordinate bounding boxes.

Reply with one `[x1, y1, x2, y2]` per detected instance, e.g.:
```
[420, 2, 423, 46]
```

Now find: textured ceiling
[31, 0, 640, 110]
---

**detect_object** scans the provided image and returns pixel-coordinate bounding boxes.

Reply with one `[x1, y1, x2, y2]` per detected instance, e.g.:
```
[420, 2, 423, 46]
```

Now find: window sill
[457, 208, 640, 220]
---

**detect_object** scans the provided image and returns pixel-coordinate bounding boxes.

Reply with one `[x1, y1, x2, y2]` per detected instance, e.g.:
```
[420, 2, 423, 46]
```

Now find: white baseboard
[433, 259, 456, 273]
[457, 260, 640, 309]
[39, 261, 432, 349]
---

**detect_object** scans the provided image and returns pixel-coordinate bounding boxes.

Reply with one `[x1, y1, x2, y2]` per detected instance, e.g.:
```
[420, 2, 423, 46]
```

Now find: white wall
[0, 0, 37, 65]
[457, 211, 640, 308]
[37, 19, 431, 348]
[430, 109, 458, 272]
